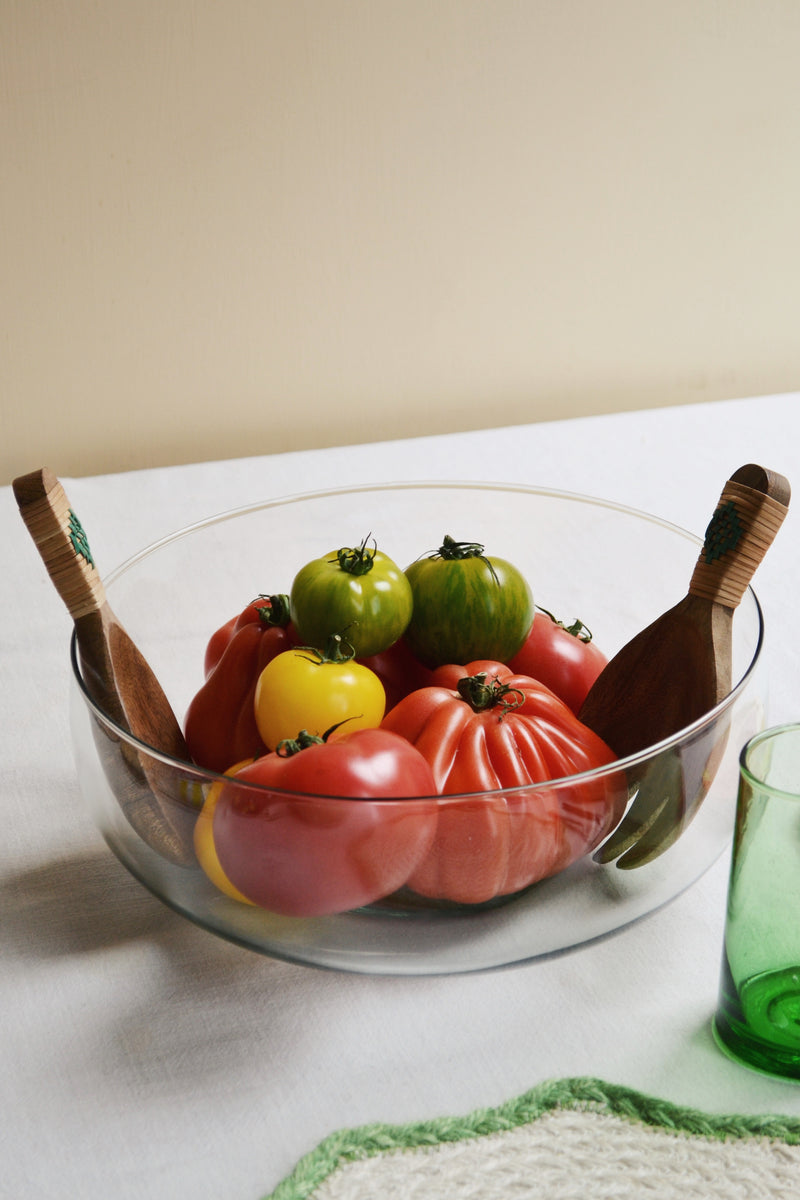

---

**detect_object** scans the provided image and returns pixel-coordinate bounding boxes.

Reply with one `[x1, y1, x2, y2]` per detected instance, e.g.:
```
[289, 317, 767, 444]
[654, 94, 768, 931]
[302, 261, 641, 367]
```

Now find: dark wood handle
[688, 463, 790, 610]
[730, 463, 792, 505]
[13, 467, 107, 621]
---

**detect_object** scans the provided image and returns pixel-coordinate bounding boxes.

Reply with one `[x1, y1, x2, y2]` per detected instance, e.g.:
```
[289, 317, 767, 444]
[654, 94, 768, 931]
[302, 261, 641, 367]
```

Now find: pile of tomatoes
[185, 534, 625, 917]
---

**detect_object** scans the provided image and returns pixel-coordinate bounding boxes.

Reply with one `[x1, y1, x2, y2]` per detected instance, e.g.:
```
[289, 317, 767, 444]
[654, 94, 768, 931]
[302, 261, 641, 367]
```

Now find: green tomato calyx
[456, 672, 524, 717]
[276, 729, 326, 757]
[332, 534, 376, 576]
[295, 631, 357, 665]
[434, 535, 499, 584]
[537, 606, 593, 643]
[253, 593, 292, 627]
[275, 717, 360, 757]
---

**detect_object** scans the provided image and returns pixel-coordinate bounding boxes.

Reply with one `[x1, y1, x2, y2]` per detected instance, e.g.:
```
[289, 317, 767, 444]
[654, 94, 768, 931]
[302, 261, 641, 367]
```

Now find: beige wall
[3, 1, 800, 486]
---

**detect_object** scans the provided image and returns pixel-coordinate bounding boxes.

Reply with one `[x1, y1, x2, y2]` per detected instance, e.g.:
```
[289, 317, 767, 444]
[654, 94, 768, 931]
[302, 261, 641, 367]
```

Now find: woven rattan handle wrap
[13, 468, 106, 621]
[689, 466, 790, 610]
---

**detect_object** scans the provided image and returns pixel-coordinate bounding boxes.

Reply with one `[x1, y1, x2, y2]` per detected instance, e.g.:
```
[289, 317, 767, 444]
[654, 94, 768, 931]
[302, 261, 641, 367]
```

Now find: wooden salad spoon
[581, 463, 790, 868]
[14, 468, 197, 866]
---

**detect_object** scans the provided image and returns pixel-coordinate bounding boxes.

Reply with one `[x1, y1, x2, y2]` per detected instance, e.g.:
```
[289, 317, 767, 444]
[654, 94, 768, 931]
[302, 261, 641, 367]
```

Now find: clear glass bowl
[69, 481, 766, 974]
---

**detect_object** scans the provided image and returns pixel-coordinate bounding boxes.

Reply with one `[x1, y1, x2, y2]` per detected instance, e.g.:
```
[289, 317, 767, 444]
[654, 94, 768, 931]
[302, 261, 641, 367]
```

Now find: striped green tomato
[404, 536, 534, 669]
[290, 536, 413, 658]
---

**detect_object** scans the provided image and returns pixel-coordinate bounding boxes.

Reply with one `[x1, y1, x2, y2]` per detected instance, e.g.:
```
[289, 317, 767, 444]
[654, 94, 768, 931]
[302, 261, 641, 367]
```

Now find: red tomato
[212, 729, 439, 917]
[507, 608, 608, 715]
[358, 635, 434, 712]
[185, 596, 297, 772]
[381, 660, 625, 904]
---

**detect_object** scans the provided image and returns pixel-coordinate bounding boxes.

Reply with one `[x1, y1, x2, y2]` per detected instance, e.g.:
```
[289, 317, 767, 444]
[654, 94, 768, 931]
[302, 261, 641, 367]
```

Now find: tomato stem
[276, 716, 359, 756]
[331, 534, 376, 576]
[536, 605, 594, 643]
[433, 535, 499, 584]
[276, 729, 325, 757]
[456, 672, 524, 717]
[253, 593, 292, 627]
[294, 632, 357, 665]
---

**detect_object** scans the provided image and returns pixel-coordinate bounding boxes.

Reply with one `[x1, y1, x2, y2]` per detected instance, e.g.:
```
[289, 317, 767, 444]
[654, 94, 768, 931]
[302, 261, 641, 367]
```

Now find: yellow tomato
[253, 640, 385, 750]
[194, 760, 255, 904]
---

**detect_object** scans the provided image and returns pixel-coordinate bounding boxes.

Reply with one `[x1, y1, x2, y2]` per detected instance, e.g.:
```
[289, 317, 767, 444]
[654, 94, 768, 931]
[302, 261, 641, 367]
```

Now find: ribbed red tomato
[381, 661, 625, 903]
[185, 595, 297, 773]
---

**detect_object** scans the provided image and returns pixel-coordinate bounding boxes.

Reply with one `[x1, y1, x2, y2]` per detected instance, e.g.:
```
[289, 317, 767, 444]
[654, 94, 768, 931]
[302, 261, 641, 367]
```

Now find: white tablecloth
[3, 393, 800, 1199]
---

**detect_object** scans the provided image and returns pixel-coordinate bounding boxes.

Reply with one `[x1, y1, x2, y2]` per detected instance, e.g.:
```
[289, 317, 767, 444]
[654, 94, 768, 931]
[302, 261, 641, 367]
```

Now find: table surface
[4, 393, 800, 1199]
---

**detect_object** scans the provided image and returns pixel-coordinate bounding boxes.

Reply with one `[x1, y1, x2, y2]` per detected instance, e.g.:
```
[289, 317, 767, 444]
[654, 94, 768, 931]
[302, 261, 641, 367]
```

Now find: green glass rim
[740, 722, 800, 800]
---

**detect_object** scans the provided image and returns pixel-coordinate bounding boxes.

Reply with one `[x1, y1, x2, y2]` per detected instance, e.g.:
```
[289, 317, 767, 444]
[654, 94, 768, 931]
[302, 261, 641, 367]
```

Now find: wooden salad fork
[580, 464, 790, 868]
[14, 468, 197, 865]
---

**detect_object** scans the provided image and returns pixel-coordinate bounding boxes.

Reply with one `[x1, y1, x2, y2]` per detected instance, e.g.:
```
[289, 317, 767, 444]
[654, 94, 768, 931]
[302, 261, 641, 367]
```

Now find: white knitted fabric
[268, 1076, 800, 1200]
[311, 1108, 800, 1200]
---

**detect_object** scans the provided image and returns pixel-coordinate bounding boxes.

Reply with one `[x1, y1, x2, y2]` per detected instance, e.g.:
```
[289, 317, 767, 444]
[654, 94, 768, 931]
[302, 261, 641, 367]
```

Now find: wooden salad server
[14, 468, 196, 865]
[581, 463, 790, 868]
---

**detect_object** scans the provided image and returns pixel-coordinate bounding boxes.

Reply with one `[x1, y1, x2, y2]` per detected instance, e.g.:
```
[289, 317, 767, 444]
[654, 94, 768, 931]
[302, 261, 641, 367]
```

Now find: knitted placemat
[265, 1076, 800, 1200]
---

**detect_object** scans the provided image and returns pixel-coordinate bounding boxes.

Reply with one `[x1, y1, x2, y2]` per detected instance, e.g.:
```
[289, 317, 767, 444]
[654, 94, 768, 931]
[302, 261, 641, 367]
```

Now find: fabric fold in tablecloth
[265, 1076, 800, 1200]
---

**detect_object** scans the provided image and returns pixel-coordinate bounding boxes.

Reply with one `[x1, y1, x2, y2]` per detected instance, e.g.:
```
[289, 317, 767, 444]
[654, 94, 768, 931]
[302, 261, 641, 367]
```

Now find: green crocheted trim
[264, 1075, 800, 1200]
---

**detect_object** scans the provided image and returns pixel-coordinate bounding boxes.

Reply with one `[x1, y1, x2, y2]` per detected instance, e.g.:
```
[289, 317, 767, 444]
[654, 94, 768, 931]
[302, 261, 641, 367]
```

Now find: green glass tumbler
[713, 723, 800, 1079]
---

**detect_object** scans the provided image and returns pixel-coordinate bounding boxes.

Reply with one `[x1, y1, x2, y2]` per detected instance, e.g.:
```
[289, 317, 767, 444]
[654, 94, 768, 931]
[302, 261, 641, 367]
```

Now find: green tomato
[290, 536, 413, 658]
[404, 535, 534, 668]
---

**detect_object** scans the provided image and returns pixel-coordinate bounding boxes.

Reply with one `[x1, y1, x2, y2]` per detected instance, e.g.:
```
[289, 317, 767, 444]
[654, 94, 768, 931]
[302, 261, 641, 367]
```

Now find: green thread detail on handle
[263, 1075, 800, 1200]
[703, 499, 743, 564]
[68, 510, 94, 568]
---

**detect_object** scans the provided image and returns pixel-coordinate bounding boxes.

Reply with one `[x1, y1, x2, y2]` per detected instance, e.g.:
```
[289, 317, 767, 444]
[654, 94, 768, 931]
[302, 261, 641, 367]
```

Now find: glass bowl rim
[69, 477, 766, 801]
